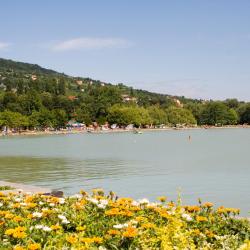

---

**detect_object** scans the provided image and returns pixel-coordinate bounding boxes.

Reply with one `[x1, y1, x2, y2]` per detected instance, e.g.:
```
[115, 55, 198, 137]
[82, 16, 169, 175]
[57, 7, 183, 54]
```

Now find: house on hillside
[121, 94, 137, 103]
[173, 98, 183, 108]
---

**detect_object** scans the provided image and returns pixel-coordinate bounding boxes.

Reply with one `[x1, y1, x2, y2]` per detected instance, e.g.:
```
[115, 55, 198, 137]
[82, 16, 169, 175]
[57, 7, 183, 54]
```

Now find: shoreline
[0, 124, 250, 138]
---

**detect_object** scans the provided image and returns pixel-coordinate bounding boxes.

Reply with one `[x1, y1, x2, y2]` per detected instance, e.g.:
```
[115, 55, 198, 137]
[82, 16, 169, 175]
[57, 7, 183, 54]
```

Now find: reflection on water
[0, 129, 249, 215]
[0, 156, 142, 191]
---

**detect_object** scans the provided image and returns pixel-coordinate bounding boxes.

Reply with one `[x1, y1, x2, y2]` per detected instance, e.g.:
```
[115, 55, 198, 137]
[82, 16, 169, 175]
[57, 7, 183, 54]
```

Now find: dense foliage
[0, 58, 249, 130]
[0, 189, 249, 249]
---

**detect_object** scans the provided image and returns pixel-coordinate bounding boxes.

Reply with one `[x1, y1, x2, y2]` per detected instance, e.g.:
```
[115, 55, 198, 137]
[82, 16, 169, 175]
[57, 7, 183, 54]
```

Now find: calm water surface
[0, 129, 249, 215]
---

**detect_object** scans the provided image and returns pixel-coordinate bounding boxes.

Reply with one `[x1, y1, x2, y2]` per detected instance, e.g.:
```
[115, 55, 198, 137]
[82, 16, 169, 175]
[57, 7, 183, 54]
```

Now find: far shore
[1, 124, 250, 138]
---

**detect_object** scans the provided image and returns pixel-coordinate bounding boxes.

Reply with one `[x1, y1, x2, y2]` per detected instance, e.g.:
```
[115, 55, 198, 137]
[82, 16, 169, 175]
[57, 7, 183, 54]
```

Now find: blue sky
[0, 1, 250, 101]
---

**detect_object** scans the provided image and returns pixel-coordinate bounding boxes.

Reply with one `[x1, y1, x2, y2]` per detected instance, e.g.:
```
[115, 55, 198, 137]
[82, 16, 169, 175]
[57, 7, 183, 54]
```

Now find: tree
[52, 109, 68, 128]
[148, 106, 168, 125]
[107, 105, 152, 127]
[165, 106, 197, 126]
[29, 109, 54, 129]
[0, 111, 29, 130]
[200, 101, 238, 125]
[240, 104, 250, 124]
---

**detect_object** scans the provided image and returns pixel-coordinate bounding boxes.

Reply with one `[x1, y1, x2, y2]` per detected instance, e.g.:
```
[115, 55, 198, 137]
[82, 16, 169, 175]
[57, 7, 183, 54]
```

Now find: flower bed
[0, 189, 249, 249]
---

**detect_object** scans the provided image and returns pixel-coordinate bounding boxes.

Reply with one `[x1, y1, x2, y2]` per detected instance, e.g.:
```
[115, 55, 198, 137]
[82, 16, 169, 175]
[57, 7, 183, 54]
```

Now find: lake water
[0, 128, 249, 215]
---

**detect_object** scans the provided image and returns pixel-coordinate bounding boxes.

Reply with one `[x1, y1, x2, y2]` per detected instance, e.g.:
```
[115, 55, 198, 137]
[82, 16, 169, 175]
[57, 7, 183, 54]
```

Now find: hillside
[0, 58, 249, 129]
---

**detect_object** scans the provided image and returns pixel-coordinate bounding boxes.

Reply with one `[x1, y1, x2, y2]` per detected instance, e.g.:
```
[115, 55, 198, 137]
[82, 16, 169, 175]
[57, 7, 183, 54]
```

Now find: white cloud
[0, 42, 10, 50]
[51, 37, 133, 51]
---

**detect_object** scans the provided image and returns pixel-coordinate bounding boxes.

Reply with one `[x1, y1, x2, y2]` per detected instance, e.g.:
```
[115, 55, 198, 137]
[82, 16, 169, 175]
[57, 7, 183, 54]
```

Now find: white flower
[0, 202, 3, 207]
[39, 201, 44, 205]
[138, 198, 149, 204]
[99, 247, 107, 250]
[86, 198, 99, 204]
[35, 225, 44, 229]
[70, 194, 82, 199]
[62, 219, 70, 224]
[58, 215, 67, 220]
[113, 223, 128, 229]
[182, 213, 192, 221]
[100, 199, 108, 205]
[42, 226, 52, 232]
[97, 203, 106, 209]
[32, 212, 43, 218]
[148, 202, 160, 207]
[58, 198, 65, 204]
[14, 198, 22, 202]
[20, 202, 27, 206]
[131, 201, 139, 206]
[49, 203, 55, 207]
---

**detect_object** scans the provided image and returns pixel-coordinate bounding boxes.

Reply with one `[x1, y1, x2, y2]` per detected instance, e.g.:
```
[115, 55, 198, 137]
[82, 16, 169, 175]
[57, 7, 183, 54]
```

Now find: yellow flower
[105, 208, 120, 216]
[196, 216, 208, 222]
[12, 203, 21, 208]
[92, 237, 103, 244]
[13, 246, 25, 250]
[185, 205, 201, 213]
[122, 227, 137, 238]
[80, 237, 103, 244]
[5, 228, 15, 235]
[28, 243, 41, 250]
[205, 230, 215, 238]
[50, 224, 62, 230]
[107, 229, 120, 236]
[92, 188, 104, 196]
[0, 221, 5, 226]
[66, 234, 78, 244]
[202, 202, 214, 208]
[13, 216, 23, 222]
[13, 231, 27, 239]
[26, 202, 37, 209]
[24, 196, 34, 203]
[157, 196, 167, 202]
[5, 213, 15, 219]
[76, 226, 85, 231]
[80, 237, 94, 244]
[192, 229, 200, 236]
[27, 214, 33, 219]
[141, 223, 156, 229]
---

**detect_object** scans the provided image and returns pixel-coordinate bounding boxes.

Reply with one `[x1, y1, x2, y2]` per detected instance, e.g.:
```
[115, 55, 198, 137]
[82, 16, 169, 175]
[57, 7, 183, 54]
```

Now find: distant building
[173, 98, 183, 108]
[31, 75, 37, 81]
[121, 94, 137, 103]
[76, 80, 83, 85]
[68, 95, 77, 101]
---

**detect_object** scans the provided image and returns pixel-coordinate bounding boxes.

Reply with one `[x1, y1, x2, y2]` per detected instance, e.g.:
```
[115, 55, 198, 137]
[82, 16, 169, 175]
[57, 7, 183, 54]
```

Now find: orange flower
[122, 227, 137, 238]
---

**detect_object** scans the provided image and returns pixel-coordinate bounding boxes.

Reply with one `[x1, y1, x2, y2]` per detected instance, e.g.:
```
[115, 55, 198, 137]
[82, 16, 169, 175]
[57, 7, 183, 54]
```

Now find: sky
[0, 0, 250, 101]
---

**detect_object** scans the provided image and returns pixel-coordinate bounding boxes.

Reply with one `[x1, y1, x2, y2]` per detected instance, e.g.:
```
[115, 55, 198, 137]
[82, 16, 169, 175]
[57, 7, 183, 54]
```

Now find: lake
[0, 128, 249, 215]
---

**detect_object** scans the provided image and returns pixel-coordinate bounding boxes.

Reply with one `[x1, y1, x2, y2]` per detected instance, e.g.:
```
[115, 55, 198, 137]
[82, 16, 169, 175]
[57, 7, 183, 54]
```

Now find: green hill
[0, 58, 249, 129]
